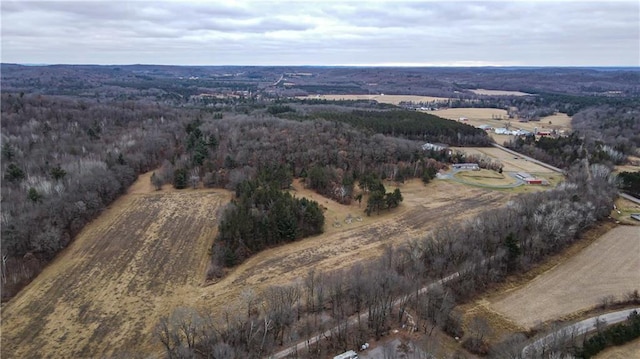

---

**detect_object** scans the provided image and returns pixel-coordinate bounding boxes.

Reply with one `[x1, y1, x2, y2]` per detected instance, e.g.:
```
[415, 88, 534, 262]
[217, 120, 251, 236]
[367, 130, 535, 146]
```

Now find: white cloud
[1, 0, 638, 66]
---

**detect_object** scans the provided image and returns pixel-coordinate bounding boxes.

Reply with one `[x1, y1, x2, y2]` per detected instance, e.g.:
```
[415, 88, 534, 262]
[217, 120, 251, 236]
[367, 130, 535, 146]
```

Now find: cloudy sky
[2, 0, 639, 66]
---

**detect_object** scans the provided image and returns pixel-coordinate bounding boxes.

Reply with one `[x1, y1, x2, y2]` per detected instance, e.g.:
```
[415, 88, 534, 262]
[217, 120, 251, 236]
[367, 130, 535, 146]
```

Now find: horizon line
[4, 62, 640, 69]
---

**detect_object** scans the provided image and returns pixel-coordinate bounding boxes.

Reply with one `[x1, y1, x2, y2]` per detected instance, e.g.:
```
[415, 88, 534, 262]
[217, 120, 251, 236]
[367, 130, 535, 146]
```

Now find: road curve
[521, 307, 640, 358]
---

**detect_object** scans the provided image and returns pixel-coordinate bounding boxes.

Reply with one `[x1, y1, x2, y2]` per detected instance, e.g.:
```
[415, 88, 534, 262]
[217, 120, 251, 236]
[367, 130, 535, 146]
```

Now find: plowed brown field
[1, 174, 509, 357]
[491, 225, 640, 329]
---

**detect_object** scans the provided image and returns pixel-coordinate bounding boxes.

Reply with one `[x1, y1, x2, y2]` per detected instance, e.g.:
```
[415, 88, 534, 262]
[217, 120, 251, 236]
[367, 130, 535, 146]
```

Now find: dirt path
[1, 175, 508, 358]
[491, 226, 640, 329]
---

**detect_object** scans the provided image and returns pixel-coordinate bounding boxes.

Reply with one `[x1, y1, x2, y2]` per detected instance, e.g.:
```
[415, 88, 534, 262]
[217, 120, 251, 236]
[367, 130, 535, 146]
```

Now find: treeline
[617, 171, 640, 198]
[280, 108, 492, 146]
[576, 311, 640, 358]
[210, 166, 324, 275]
[507, 133, 584, 168]
[154, 163, 618, 358]
[357, 174, 404, 216]
[447, 92, 640, 118]
[572, 105, 640, 158]
[0, 93, 191, 299]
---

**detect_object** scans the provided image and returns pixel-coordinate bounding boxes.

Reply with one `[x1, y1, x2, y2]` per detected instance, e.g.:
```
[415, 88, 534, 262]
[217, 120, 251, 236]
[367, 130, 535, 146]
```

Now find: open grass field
[612, 197, 640, 225]
[427, 107, 509, 121]
[594, 338, 640, 359]
[490, 225, 640, 329]
[614, 155, 640, 174]
[1, 173, 511, 357]
[297, 94, 449, 105]
[469, 89, 533, 96]
[451, 146, 557, 174]
[453, 169, 519, 187]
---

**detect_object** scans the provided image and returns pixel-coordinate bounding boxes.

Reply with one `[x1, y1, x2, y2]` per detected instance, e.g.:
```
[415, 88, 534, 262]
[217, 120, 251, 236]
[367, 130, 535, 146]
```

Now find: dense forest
[211, 166, 324, 275]
[617, 171, 640, 198]
[278, 108, 493, 146]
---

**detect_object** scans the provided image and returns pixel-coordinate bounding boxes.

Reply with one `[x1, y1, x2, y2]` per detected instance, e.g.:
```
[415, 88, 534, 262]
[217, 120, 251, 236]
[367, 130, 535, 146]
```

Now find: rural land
[1, 65, 640, 359]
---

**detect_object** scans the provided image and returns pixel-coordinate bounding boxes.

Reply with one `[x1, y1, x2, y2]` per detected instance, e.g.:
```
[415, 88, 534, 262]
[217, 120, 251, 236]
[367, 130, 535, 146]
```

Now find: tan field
[427, 108, 572, 142]
[469, 89, 533, 96]
[1, 173, 511, 357]
[428, 107, 509, 121]
[453, 169, 519, 187]
[615, 156, 640, 174]
[297, 94, 449, 105]
[595, 338, 640, 359]
[451, 146, 557, 173]
[490, 226, 640, 329]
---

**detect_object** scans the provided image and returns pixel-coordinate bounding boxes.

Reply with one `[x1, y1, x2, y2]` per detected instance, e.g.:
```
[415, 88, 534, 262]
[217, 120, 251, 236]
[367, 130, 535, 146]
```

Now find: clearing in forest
[297, 94, 449, 105]
[1, 173, 511, 358]
[490, 225, 640, 329]
[469, 89, 533, 96]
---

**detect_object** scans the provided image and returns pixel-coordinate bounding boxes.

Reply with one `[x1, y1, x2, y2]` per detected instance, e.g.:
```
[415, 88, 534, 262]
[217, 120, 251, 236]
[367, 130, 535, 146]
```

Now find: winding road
[521, 307, 640, 358]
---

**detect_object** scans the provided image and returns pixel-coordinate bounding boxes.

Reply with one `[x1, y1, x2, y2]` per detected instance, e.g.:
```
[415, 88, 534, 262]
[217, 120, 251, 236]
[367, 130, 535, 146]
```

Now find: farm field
[490, 225, 640, 329]
[451, 146, 557, 174]
[469, 88, 533, 96]
[1, 174, 511, 357]
[0, 186, 231, 358]
[427, 108, 572, 142]
[453, 169, 520, 187]
[297, 94, 449, 105]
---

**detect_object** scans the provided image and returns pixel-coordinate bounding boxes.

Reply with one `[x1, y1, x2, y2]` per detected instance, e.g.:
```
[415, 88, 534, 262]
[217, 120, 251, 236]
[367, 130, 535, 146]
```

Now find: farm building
[494, 127, 510, 135]
[515, 172, 534, 180]
[458, 117, 468, 122]
[452, 163, 480, 170]
[422, 142, 449, 151]
[515, 129, 532, 136]
[515, 172, 546, 185]
[478, 124, 494, 131]
[333, 350, 358, 359]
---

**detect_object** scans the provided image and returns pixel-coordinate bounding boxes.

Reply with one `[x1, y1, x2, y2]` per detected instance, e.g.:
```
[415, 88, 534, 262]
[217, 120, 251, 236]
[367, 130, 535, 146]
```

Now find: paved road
[268, 263, 491, 359]
[620, 192, 640, 205]
[521, 307, 640, 358]
[491, 143, 565, 174]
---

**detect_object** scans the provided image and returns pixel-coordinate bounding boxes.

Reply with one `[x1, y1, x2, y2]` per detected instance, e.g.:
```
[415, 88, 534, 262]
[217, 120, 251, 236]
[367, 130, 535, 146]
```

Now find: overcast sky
[2, 0, 639, 66]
